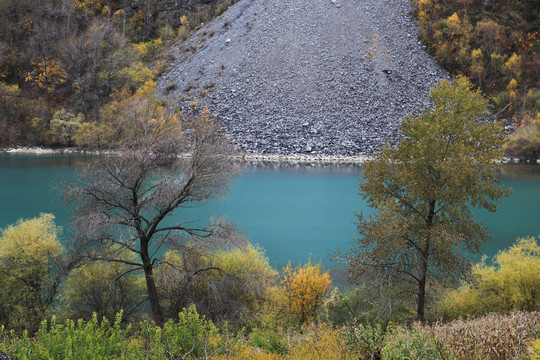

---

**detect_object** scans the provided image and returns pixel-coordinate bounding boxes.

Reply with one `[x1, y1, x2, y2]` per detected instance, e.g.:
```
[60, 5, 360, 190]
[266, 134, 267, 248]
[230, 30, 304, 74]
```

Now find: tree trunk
[141, 242, 165, 326]
[417, 258, 427, 323]
[417, 200, 435, 323]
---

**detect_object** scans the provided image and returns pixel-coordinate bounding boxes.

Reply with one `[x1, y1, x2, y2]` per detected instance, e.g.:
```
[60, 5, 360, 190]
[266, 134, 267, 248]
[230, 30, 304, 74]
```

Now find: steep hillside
[159, 0, 447, 156]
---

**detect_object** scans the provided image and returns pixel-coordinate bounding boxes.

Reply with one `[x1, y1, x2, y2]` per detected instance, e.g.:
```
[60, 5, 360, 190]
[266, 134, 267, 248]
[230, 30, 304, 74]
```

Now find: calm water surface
[1, 154, 539, 267]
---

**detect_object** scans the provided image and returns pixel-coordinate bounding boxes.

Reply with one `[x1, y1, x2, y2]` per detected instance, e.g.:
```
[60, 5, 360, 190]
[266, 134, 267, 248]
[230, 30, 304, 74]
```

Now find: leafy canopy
[347, 75, 509, 322]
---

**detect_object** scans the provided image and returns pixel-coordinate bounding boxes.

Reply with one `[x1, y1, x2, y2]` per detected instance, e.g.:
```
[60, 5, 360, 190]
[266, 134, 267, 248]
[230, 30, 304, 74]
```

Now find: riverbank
[1, 146, 370, 165]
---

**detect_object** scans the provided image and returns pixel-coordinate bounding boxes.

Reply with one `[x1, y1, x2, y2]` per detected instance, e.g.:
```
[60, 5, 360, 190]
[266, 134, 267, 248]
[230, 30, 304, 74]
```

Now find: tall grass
[432, 311, 540, 360]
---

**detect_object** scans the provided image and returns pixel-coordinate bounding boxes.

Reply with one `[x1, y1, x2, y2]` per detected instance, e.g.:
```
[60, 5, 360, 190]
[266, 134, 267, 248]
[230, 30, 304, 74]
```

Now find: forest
[0, 0, 234, 148]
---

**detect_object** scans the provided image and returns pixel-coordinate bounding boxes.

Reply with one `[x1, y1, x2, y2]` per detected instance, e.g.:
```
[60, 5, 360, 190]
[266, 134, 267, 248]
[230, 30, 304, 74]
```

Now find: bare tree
[65, 105, 238, 326]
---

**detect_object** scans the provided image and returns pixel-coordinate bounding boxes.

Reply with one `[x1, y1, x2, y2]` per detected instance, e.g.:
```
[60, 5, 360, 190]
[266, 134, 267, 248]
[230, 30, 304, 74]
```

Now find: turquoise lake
[1, 154, 539, 269]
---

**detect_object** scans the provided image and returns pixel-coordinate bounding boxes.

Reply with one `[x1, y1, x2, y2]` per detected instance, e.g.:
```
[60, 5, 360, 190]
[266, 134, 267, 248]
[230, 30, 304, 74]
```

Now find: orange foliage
[24, 58, 67, 90]
[282, 262, 331, 325]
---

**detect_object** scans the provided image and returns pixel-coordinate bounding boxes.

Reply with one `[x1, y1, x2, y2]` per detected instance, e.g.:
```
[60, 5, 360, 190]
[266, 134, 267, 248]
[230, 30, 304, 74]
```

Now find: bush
[435, 237, 540, 320]
[288, 323, 350, 359]
[247, 328, 288, 355]
[157, 243, 277, 325]
[139, 305, 222, 359]
[0, 214, 63, 334]
[58, 250, 146, 324]
[0, 307, 224, 360]
[0, 312, 130, 360]
[382, 324, 455, 360]
[324, 283, 412, 326]
[504, 123, 540, 162]
[344, 324, 386, 359]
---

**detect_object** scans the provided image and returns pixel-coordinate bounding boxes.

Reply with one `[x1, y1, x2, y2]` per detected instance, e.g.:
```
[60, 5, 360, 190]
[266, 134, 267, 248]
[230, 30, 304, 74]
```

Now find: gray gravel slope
[158, 0, 447, 156]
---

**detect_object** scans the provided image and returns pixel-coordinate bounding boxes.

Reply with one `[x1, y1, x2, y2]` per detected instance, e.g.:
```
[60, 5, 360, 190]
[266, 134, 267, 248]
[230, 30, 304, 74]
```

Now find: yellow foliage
[519, 111, 540, 128]
[504, 53, 522, 79]
[0, 214, 63, 333]
[435, 237, 540, 319]
[134, 79, 157, 98]
[471, 48, 482, 62]
[470, 48, 484, 78]
[447, 12, 462, 35]
[490, 52, 507, 72]
[0, 213, 62, 265]
[506, 78, 518, 103]
[73, 121, 117, 148]
[119, 62, 154, 91]
[0, 83, 20, 97]
[530, 338, 540, 360]
[24, 58, 67, 89]
[282, 262, 331, 325]
[288, 323, 349, 360]
[74, 0, 106, 15]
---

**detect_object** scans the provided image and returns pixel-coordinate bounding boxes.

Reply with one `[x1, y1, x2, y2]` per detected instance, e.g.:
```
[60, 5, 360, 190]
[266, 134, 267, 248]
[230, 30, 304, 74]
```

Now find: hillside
[158, 0, 447, 156]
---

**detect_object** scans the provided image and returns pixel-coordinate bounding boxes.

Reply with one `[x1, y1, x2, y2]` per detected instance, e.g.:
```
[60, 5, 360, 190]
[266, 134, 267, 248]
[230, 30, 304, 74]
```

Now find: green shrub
[139, 305, 222, 359]
[382, 324, 455, 360]
[0, 312, 130, 360]
[247, 328, 288, 355]
[345, 324, 385, 359]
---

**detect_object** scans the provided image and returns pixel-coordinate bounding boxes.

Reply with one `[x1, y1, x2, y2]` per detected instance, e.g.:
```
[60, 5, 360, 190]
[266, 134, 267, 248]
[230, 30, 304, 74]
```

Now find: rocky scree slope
[158, 0, 447, 156]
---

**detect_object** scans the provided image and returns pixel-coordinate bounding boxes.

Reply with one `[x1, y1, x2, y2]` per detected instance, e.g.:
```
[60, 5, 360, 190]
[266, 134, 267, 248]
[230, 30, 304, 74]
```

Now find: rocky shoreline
[158, 0, 448, 156]
[1, 146, 369, 165]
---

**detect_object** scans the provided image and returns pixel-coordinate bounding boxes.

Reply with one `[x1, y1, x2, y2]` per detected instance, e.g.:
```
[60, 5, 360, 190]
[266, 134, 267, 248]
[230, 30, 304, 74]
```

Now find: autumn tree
[344, 76, 509, 322]
[282, 262, 331, 325]
[66, 104, 238, 326]
[0, 214, 64, 333]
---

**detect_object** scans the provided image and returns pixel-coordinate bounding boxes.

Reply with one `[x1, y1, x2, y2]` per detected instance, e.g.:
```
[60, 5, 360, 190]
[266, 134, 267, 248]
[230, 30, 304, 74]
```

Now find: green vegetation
[59, 248, 146, 324]
[411, 0, 539, 161]
[157, 244, 277, 325]
[0, 308, 537, 359]
[343, 76, 509, 322]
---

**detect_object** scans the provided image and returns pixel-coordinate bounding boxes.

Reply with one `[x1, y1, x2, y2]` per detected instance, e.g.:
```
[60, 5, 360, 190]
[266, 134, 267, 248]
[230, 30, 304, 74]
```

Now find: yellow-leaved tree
[0, 214, 64, 333]
[282, 262, 331, 325]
